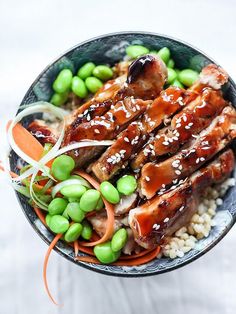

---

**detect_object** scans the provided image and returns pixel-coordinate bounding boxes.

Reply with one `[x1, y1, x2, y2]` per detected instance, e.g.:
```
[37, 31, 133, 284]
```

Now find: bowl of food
[6, 32, 236, 287]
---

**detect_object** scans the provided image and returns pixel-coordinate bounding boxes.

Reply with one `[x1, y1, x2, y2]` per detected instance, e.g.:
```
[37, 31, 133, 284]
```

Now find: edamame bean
[71, 76, 88, 98]
[48, 198, 68, 216]
[49, 215, 69, 234]
[167, 68, 177, 84]
[157, 47, 170, 64]
[100, 181, 120, 204]
[81, 220, 93, 240]
[116, 175, 137, 196]
[60, 184, 86, 198]
[85, 77, 103, 93]
[172, 79, 184, 88]
[53, 69, 73, 94]
[79, 189, 101, 212]
[66, 202, 85, 222]
[179, 69, 199, 87]
[111, 228, 128, 252]
[126, 45, 149, 59]
[93, 65, 113, 81]
[149, 50, 158, 55]
[167, 59, 175, 69]
[64, 223, 83, 242]
[50, 92, 68, 106]
[46, 214, 52, 227]
[78, 62, 96, 80]
[51, 155, 75, 181]
[95, 197, 104, 210]
[94, 241, 121, 264]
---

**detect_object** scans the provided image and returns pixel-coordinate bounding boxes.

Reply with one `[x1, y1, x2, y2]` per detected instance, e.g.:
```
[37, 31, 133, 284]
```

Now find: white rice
[162, 177, 236, 259]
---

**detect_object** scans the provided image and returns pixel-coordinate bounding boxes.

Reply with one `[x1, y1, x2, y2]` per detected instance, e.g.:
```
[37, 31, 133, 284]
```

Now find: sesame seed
[175, 170, 181, 175]
[173, 179, 178, 184]
[163, 141, 169, 146]
[179, 205, 185, 212]
[183, 115, 187, 122]
[153, 224, 160, 230]
[163, 217, 170, 223]
[176, 123, 181, 128]
[145, 176, 150, 182]
[200, 157, 205, 162]
[124, 137, 129, 142]
[196, 158, 200, 164]
[94, 129, 100, 134]
[178, 165, 183, 170]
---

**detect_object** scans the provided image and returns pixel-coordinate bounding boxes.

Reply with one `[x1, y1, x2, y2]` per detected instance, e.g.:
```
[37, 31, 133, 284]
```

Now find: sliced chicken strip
[129, 149, 235, 249]
[92, 87, 197, 180]
[140, 106, 236, 199]
[65, 98, 150, 167]
[114, 193, 138, 216]
[132, 88, 228, 169]
[191, 64, 228, 92]
[87, 212, 123, 238]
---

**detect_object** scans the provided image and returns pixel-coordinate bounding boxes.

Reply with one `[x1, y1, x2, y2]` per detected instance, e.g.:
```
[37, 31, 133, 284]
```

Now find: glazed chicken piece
[132, 88, 228, 170]
[92, 87, 197, 180]
[191, 64, 228, 93]
[27, 120, 59, 145]
[140, 106, 236, 199]
[129, 149, 235, 249]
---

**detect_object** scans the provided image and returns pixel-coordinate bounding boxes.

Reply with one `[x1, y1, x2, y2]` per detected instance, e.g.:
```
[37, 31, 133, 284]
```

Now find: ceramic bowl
[10, 31, 236, 277]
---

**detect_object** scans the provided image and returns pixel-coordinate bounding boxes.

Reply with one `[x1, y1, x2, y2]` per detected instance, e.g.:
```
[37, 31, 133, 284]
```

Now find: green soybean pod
[167, 68, 177, 84]
[93, 65, 113, 81]
[49, 215, 69, 234]
[66, 202, 85, 222]
[45, 214, 52, 227]
[85, 77, 103, 93]
[78, 62, 96, 80]
[94, 241, 121, 264]
[48, 198, 68, 216]
[157, 47, 171, 64]
[179, 69, 199, 87]
[52, 69, 73, 94]
[116, 175, 137, 196]
[60, 184, 87, 199]
[172, 79, 184, 88]
[51, 155, 75, 181]
[64, 223, 83, 242]
[79, 189, 101, 212]
[126, 45, 149, 59]
[100, 181, 120, 204]
[111, 228, 128, 252]
[50, 92, 68, 106]
[167, 58, 175, 69]
[81, 220, 93, 240]
[71, 76, 88, 98]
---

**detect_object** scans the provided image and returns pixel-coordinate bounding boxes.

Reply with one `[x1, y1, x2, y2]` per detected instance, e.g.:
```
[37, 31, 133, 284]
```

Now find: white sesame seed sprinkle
[164, 217, 170, 223]
[175, 170, 181, 175]
[145, 176, 150, 182]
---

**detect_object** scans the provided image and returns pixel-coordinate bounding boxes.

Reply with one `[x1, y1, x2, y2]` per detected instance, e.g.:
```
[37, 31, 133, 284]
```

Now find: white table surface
[1, 0, 236, 313]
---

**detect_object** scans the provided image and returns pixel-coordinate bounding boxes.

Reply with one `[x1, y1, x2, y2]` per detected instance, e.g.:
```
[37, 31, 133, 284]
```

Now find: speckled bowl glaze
[10, 32, 236, 277]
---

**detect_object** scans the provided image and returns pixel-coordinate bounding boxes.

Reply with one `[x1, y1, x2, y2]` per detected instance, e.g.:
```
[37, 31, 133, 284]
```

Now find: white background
[1, 0, 236, 313]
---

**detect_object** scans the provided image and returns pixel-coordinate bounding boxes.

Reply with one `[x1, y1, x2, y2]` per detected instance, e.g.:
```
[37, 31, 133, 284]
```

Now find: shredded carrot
[43, 233, 63, 305]
[7, 121, 53, 167]
[119, 249, 153, 260]
[73, 240, 79, 257]
[33, 207, 46, 225]
[76, 246, 161, 266]
[74, 170, 115, 246]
